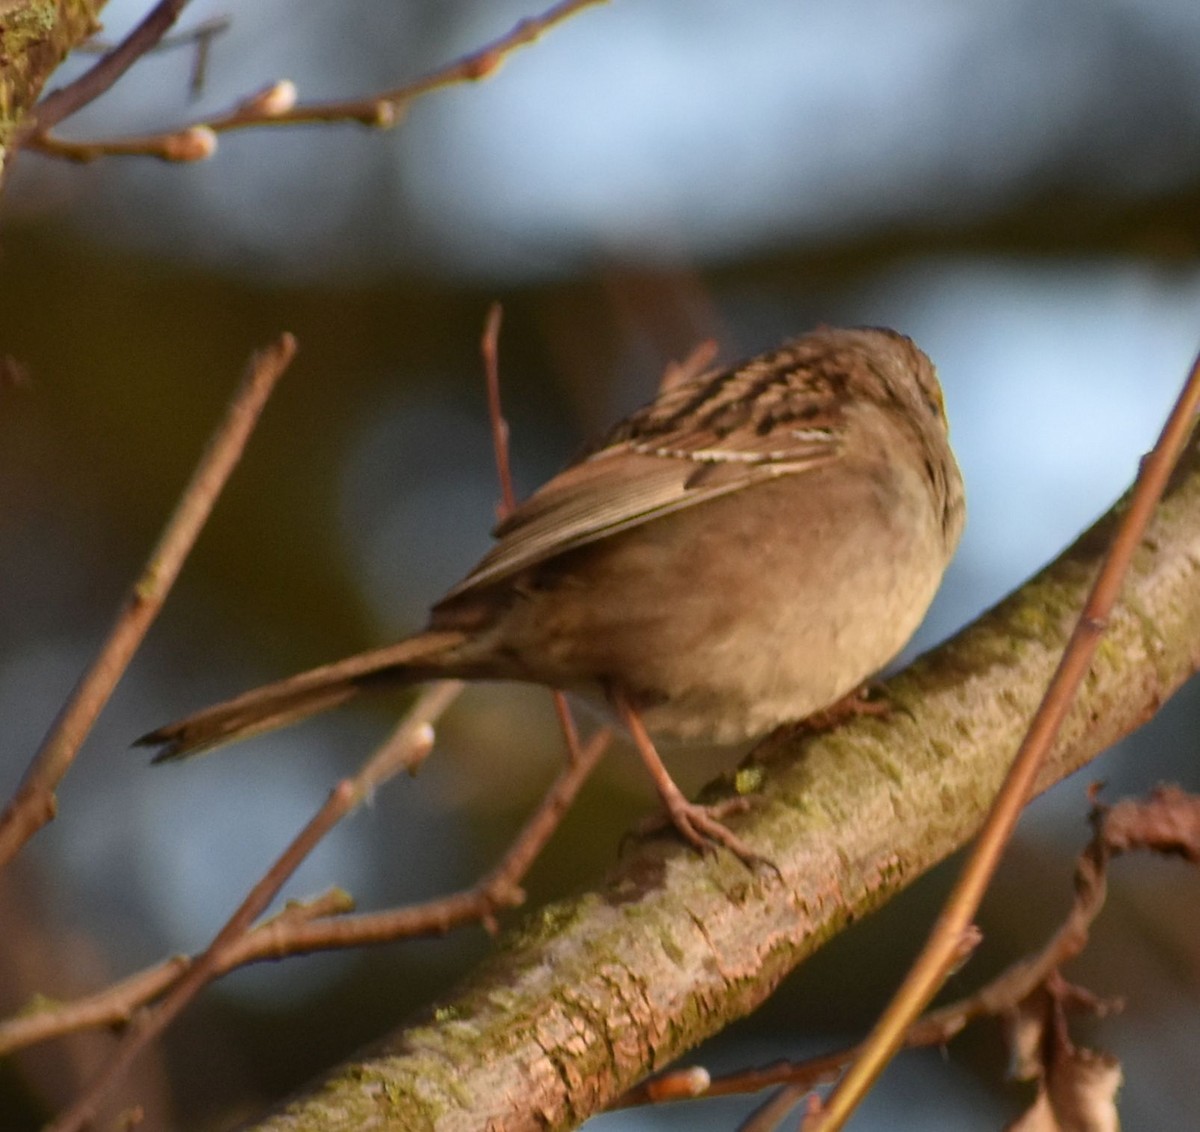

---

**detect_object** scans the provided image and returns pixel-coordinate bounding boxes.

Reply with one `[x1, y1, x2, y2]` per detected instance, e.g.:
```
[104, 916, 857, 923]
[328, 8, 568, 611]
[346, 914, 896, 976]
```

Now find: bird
[139, 326, 965, 863]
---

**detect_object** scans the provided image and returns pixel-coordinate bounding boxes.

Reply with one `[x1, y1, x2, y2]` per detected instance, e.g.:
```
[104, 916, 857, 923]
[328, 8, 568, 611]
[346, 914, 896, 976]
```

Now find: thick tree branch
[241, 431, 1200, 1131]
[0, 0, 104, 173]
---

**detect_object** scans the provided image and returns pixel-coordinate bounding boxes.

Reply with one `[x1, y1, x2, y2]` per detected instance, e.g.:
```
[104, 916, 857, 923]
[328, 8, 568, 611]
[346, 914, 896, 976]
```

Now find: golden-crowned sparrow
[141, 326, 965, 859]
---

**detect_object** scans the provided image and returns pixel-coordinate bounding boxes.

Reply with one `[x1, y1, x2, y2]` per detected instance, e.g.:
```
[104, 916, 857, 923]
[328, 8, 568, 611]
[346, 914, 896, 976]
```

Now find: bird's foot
[792, 682, 890, 734]
[612, 688, 773, 870]
[638, 793, 770, 869]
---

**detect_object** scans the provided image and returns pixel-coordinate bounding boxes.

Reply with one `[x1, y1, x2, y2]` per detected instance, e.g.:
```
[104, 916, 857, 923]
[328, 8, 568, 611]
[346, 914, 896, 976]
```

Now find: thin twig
[25, 0, 608, 162]
[219, 724, 610, 952]
[479, 296, 602, 806]
[0, 891, 351, 1056]
[482, 302, 516, 520]
[812, 348, 1200, 1131]
[477, 297, 600, 859]
[77, 15, 231, 58]
[46, 682, 458, 1132]
[475, 726, 610, 918]
[3, 720, 607, 1061]
[30, 0, 195, 134]
[79, 15, 232, 98]
[0, 335, 296, 870]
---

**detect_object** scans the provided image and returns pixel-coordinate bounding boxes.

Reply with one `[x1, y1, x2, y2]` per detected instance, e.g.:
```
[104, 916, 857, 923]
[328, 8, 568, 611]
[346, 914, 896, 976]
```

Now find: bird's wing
[440, 346, 850, 600]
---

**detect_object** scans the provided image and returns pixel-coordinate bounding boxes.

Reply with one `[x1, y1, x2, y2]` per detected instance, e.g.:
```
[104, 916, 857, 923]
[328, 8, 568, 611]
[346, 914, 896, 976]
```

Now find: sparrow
[140, 326, 965, 862]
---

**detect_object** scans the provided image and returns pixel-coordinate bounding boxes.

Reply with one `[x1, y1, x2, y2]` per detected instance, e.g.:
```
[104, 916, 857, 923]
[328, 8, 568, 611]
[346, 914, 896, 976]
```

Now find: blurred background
[3, 0, 1200, 1127]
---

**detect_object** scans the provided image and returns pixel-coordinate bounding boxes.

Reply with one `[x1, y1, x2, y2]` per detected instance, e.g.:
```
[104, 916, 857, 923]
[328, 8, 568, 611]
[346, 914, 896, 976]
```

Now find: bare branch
[0, 893, 350, 1056]
[0, 335, 296, 868]
[0, 722, 612, 1060]
[482, 302, 516, 520]
[24, 0, 608, 163]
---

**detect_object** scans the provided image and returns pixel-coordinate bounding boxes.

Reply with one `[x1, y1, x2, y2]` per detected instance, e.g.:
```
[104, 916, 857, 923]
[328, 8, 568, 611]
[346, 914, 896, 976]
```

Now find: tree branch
[0, 335, 295, 1128]
[0, 334, 296, 868]
[22, 0, 608, 163]
[0, 0, 104, 175]
[29, 0, 192, 133]
[239, 430, 1200, 1130]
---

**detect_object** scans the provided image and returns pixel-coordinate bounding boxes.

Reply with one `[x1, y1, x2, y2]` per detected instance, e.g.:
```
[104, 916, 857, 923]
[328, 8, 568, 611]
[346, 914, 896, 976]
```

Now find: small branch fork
[1, 724, 611, 1060]
[20, 0, 609, 163]
[30, 0, 196, 136]
[42, 686, 450, 1132]
[615, 787, 1200, 1129]
[39, 690, 610, 1132]
[76, 16, 231, 99]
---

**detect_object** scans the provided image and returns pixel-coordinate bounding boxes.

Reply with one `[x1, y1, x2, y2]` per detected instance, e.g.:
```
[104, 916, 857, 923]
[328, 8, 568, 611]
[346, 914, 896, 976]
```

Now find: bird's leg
[611, 689, 761, 866]
[786, 681, 890, 735]
[551, 691, 586, 766]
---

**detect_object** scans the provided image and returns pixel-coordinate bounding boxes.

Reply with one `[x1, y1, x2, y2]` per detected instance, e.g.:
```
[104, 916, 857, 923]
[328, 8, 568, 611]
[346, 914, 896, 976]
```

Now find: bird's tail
[138, 629, 469, 763]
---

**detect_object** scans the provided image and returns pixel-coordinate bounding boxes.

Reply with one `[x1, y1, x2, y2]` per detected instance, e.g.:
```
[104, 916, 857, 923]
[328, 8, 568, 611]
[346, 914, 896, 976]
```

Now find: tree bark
[0, 0, 103, 172]
[238, 431, 1200, 1131]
